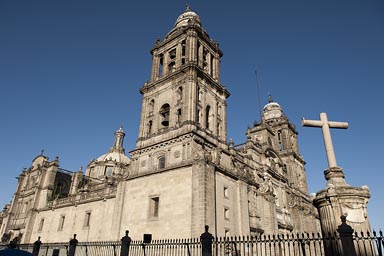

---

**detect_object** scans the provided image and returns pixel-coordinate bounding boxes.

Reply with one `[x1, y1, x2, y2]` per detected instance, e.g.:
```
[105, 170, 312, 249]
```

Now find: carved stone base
[313, 171, 371, 235]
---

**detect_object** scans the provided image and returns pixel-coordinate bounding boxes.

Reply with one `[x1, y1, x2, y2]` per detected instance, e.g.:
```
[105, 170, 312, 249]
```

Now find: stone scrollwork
[287, 194, 297, 208]
[258, 173, 273, 194]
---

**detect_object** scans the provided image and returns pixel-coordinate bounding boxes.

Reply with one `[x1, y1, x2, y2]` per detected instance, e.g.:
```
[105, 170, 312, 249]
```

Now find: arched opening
[181, 40, 186, 65]
[177, 86, 183, 102]
[148, 120, 153, 135]
[149, 99, 154, 115]
[158, 54, 163, 77]
[205, 105, 211, 130]
[177, 109, 182, 124]
[160, 104, 170, 127]
[168, 48, 176, 73]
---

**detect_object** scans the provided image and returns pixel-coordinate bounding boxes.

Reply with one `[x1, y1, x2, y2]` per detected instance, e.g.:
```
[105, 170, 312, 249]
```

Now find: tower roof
[174, 4, 201, 28]
[262, 95, 284, 120]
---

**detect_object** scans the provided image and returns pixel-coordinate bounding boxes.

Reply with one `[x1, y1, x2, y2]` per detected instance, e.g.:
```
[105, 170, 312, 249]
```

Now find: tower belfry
[135, 5, 229, 150]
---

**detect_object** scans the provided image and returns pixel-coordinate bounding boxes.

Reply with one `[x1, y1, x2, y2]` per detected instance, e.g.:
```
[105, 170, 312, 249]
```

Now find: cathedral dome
[262, 95, 284, 120]
[174, 5, 201, 28]
[96, 151, 130, 165]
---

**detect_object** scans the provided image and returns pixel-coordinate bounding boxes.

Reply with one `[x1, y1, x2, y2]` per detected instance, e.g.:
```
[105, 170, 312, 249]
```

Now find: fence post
[375, 230, 383, 256]
[337, 216, 356, 256]
[120, 230, 132, 256]
[68, 234, 78, 256]
[32, 236, 42, 256]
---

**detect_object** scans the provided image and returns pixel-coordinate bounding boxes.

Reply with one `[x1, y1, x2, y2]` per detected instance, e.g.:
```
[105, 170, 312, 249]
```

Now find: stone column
[187, 30, 197, 63]
[150, 52, 159, 81]
[213, 56, 220, 82]
[198, 44, 203, 68]
[176, 43, 182, 68]
[206, 52, 211, 75]
[162, 50, 169, 76]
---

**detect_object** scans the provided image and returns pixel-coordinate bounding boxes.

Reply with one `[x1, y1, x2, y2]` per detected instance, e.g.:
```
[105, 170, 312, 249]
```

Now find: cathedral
[0, 6, 322, 244]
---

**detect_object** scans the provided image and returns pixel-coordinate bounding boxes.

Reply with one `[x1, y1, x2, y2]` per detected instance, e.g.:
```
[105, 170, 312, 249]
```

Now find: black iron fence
[1, 231, 383, 256]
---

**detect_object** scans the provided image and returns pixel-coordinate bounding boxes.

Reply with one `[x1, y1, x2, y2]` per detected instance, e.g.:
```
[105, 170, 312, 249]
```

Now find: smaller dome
[174, 5, 201, 28]
[96, 152, 130, 165]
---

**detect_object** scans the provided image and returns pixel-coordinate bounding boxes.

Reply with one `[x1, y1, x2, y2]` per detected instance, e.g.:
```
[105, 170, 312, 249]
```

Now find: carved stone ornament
[258, 182, 270, 194]
[341, 203, 367, 223]
[174, 150, 181, 158]
[287, 194, 296, 208]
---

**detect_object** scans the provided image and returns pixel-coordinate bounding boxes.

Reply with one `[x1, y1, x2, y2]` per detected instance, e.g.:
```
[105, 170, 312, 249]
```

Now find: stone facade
[0, 6, 321, 244]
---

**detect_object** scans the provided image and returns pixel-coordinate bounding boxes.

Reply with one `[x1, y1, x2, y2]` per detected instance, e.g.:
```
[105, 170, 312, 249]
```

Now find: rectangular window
[223, 186, 229, 198]
[149, 196, 160, 219]
[58, 215, 65, 231]
[38, 218, 44, 232]
[158, 157, 165, 169]
[84, 212, 91, 228]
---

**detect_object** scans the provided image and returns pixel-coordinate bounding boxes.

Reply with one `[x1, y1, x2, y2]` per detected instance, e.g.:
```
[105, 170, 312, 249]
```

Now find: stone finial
[268, 94, 273, 103]
[186, 4, 191, 12]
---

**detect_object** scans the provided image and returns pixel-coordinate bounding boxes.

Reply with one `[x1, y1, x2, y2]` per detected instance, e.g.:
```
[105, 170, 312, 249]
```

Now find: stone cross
[301, 112, 348, 168]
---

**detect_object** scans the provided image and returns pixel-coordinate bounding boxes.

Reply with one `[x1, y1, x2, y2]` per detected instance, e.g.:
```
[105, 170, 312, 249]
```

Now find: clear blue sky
[1, 0, 383, 229]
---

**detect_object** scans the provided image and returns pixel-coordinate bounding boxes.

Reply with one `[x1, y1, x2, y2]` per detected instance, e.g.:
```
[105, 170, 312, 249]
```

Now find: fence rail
[1, 231, 383, 256]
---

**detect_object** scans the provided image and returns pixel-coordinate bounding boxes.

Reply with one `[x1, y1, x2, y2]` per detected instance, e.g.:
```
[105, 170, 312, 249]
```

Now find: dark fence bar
[1, 231, 382, 256]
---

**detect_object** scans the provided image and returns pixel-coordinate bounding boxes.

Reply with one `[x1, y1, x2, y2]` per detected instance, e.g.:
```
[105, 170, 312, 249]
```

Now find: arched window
[158, 156, 166, 169]
[160, 104, 170, 127]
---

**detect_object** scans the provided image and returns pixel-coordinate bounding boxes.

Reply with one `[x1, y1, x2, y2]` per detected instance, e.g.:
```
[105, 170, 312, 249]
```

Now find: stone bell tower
[135, 4, 229, 150]
[125, 5, 230, 238]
